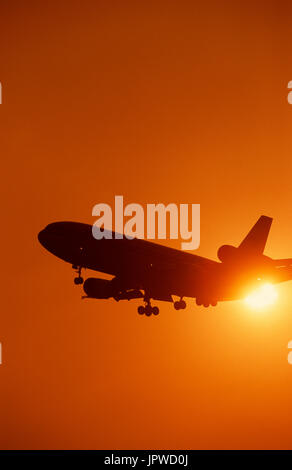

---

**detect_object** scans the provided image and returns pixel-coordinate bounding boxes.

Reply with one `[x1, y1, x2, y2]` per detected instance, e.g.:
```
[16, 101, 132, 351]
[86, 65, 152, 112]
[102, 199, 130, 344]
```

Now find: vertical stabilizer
[238, 216, 273, 254]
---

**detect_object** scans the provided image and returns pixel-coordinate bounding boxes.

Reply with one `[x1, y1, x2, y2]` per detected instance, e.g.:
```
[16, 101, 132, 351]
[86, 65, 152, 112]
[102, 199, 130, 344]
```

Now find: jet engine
[83, 277, 114, 299]
[217, 244, 238, 263]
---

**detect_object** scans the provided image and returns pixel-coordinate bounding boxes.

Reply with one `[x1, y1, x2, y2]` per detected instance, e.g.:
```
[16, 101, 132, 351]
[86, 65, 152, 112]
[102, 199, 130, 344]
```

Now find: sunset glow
[244, 283, 278, 310]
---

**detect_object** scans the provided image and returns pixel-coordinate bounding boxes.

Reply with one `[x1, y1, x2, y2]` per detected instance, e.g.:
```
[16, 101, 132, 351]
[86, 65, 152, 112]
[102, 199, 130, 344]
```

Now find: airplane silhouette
[38, 216, 292, 316]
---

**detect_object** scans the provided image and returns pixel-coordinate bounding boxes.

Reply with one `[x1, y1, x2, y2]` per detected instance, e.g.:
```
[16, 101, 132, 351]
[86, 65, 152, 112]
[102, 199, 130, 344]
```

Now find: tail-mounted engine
[217, 244, 238, 263]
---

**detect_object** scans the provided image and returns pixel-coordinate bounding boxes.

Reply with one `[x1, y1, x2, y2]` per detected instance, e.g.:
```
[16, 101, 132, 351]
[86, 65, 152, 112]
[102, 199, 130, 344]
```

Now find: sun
[244, 283, 278, 310]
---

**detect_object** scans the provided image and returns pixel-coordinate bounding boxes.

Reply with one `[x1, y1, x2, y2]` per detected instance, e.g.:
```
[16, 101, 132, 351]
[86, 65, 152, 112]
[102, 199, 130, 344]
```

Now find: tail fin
[238, 216, 273, 254]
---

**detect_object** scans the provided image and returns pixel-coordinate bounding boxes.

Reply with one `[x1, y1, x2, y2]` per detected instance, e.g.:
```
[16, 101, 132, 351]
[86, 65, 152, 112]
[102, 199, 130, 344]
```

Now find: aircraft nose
[38, 227, 55, 251]
[37, 223, 61, 248]
[38, 222, 65, 245]
[37, 223, 67, 254]
[38, 228, 47, 247]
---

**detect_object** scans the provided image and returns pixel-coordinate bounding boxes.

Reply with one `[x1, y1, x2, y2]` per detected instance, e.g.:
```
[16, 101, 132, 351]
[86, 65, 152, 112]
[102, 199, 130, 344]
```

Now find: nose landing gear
[73, 265, 84, 285]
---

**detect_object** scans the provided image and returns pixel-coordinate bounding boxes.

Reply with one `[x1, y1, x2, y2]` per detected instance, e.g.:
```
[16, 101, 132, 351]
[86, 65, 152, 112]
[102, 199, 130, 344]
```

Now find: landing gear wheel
[152, 306, 159, 315]
[74, 276, 84, 285]
[137, 306, 145, 315]
[145, 305, 152, 316]
[174, 300, 186, 310]
[73, 266, 84, 285]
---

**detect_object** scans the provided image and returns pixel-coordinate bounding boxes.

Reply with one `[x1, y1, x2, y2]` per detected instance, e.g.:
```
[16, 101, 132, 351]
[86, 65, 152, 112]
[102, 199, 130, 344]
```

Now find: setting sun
[244, 283, 278, 310]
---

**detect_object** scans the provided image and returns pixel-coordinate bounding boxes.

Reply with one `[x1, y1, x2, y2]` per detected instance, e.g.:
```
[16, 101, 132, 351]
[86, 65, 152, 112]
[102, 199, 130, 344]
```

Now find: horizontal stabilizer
[238, 216, 273, 254]
[272, 258, 292, 267]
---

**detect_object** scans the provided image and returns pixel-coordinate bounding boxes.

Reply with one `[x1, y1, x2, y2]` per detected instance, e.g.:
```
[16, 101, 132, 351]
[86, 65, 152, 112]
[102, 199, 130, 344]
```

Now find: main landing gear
[173, 299, 186, 310]
[137, 296, 159, 316]
[73, 265, 84, 285]
[137, 305, 159, 316]
[137, 297, 187, 316]
[196, 298, 217, 307]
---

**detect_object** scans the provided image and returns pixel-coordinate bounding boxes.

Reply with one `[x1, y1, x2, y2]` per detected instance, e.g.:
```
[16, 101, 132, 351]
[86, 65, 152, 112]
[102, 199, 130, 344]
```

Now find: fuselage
[38, 221, 292, 304]
[38, 221, 219, 300]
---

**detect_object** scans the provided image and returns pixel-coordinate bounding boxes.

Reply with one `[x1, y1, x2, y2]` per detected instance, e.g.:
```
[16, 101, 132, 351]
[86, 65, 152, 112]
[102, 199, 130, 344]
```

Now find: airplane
[37, 216, 292, 316]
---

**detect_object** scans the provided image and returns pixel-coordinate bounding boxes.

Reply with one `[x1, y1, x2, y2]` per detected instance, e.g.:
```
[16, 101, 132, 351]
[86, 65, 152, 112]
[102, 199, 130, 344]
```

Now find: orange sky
[1, 0, 292, 449]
